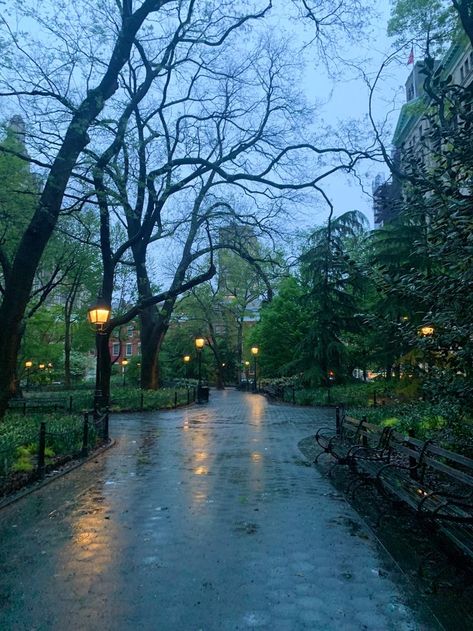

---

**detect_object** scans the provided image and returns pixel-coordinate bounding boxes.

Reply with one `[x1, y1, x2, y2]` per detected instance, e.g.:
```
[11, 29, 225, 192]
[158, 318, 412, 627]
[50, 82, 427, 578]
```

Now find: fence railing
[8, 386, 197, 415]
[0, 409, 110, 495]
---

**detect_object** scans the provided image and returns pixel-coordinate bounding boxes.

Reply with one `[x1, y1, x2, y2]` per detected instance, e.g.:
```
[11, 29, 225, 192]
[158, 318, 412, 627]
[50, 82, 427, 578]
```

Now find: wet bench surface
[0, 390, 437, 630]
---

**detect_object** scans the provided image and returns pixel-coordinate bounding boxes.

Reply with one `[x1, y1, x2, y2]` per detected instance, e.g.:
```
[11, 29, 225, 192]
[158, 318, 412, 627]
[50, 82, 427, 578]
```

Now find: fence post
[140, 391, 144, 411]
[69, 395, 73, 414]
[174, 390, 178, 408]
[281, 386, 285, 402]
[187, 387, 190, 405]
[37, 422, 46, 478]
[335, 406, 341, 437]
[81, 412, 89, 457]
[193, 387, 196, 402]
[373, 391, 377, 407]
[292, 385, 295, 404]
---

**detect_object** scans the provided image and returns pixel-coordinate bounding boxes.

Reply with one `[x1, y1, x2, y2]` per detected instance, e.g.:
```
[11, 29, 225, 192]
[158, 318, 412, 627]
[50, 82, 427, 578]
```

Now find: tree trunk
[0, 7, 156, 419]
[139, 307, 168, 390]
[64, 316, 72, 389]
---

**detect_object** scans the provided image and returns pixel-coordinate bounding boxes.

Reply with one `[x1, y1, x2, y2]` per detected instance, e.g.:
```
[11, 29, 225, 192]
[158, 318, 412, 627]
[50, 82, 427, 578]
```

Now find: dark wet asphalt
[0, 390, 437, 631]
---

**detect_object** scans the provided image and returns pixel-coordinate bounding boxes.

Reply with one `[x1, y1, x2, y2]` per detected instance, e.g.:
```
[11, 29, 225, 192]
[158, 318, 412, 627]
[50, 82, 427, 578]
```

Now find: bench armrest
[315, 426, 336, 448]
[418, 490, 473, 521]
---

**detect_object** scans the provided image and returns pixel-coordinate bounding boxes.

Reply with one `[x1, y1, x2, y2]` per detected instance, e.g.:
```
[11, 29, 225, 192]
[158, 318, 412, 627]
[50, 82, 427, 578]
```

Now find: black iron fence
[0, 409, 110, 495]
[8, 386, 197, 415]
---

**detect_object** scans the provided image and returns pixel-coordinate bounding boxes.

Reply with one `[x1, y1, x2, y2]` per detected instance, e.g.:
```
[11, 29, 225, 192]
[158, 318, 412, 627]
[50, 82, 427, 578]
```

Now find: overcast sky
[285, 1, 410, 228]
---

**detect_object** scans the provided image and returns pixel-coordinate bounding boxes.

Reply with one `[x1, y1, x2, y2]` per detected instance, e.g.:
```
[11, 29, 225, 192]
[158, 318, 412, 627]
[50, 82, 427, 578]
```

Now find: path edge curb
[0, 439, 117, 512]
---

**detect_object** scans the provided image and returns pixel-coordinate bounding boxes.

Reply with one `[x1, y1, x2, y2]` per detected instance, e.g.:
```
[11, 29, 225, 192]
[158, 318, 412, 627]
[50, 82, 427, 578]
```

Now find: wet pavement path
[0, 390, 438, 630]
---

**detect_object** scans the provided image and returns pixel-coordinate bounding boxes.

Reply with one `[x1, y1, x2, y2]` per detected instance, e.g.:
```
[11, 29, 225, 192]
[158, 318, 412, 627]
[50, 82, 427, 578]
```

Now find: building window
[126, 343, 132, 356]
[127, 325, 134, 338]
[112, 343, 120, 356]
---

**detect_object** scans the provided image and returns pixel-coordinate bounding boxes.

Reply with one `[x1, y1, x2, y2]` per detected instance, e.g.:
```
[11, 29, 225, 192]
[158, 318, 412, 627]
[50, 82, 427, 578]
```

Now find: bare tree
[0, 0, 374, 414]
[85, 17, 374, 393]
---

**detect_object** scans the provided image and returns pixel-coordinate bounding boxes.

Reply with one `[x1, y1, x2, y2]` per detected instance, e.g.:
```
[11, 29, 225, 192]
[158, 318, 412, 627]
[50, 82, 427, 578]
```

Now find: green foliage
[298, 210, 369, 385]
[0, 412, 85, 481]
[250, 276, 309, 378]
[294, 382, 382, 407]
[387, 0, 458, 53]
[0, 123, 38, 261]
[109, 387, 190, 411]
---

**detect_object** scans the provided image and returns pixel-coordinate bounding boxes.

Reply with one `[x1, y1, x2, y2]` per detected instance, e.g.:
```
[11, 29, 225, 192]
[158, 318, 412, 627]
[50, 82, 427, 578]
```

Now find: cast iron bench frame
[315, 408, 473, 561]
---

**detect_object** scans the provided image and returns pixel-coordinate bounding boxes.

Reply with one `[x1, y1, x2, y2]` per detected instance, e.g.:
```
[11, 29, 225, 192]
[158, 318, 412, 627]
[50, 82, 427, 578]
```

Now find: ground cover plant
[0, 412, 86, 493]
[347, 400, 473, 456]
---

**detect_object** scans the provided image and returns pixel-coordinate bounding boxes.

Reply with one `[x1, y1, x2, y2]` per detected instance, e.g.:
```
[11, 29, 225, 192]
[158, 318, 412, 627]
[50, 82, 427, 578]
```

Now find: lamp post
[418, 324, 435, 375]
[87, 297, 111, 413]
[327, 370, 335, 404]
[244, 360, 250, 391]
[251, 346, 259, 392]
[24, 360, 32, 390]
[183, 355, 191, 380]
[195, 337, 205, 403]
[121, 358, 128, 386]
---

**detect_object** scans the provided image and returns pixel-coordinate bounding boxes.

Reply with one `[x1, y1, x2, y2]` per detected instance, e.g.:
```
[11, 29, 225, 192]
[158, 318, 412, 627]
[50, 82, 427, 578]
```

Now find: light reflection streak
[58, 490, 118, 598]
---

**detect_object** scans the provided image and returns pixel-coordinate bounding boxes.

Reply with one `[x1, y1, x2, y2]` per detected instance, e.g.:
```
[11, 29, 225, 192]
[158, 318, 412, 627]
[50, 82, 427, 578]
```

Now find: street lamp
[327, 369, 335, 404]
[121, 358, 128, 386]
[195, 337, 205, 403]
[24, 360, 32, 390]
[244, 360, 250, 391]
[251, 346, 259, 392]
[419, 325, 435, 336]
[183, 355, 191, 380]
[87, 297, 111, 412]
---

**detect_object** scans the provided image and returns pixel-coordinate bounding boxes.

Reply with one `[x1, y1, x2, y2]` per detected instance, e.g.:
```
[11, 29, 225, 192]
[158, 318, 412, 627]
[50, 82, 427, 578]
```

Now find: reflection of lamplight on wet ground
[251, 452, 263, 463]
[59, 489, 118, 600]
[247, 393, 265, 423]
[194, 466, 209, 475]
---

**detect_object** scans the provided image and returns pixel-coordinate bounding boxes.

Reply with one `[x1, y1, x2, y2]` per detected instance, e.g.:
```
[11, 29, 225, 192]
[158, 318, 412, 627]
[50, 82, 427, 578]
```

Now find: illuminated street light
[87, 296, 112, 412]
[121, 358, 128, 386]
[419, 325, 434, 337]
[25, 360, 32, 390]
[195, 337, 206, 403]
[251, 346, 259, 392]
[183, 355, 191, 380]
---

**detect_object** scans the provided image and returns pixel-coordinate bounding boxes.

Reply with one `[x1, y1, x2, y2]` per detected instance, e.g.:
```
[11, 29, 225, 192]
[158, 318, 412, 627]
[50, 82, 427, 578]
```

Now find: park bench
[371, 437, 473, 559]
[316, 410, 473, 562]
[314, 410, 391, 472]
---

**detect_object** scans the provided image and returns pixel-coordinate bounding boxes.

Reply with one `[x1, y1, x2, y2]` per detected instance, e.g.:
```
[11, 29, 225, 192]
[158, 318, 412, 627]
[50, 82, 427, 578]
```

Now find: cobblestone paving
[0, 390, 438, 630]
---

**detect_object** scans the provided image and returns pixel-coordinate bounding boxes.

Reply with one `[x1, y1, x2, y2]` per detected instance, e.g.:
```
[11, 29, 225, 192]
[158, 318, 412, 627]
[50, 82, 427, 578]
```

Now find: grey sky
[292, 1, 409, 227]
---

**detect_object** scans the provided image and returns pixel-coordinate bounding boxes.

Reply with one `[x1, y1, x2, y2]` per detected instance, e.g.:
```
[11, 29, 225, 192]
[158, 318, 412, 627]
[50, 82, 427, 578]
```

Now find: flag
[407, 46, 414, 65]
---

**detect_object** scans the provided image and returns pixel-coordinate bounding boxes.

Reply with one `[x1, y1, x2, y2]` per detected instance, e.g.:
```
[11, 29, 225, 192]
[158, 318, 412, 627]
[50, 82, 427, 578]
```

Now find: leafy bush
[347, 400, 473, 452]
[294, 382, 390, 407]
